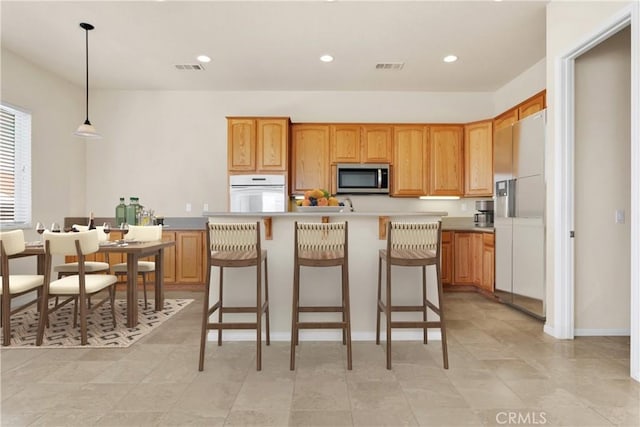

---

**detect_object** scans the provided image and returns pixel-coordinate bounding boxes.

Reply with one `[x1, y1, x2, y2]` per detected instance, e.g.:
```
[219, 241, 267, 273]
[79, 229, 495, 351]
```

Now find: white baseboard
[207, 330, 442, 342]
[574, 328, 630, 337]
[543, 323, 557, 338]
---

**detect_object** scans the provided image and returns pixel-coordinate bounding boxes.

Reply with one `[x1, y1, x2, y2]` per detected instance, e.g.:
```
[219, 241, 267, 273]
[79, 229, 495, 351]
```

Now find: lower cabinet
[442, 230, 494, 292]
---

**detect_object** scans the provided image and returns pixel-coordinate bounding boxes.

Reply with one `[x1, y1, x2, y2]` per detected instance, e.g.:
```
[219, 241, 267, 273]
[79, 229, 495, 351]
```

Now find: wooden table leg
[127, 253, 139, 328]
[155, 249, 164, 311]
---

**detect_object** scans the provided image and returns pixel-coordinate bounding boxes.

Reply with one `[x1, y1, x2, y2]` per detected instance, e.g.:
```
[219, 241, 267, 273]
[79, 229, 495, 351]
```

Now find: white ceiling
[1, 1, 547, 92]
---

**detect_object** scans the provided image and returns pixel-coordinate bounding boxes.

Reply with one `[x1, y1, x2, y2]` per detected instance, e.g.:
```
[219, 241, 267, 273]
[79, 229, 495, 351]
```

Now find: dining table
[16, 239, 176, 328]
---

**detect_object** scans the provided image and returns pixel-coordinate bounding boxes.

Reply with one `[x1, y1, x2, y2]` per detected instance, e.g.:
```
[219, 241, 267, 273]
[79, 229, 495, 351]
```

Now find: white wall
[86, 90, 494, 218]
[545, 0, 633, 330]
[493, 58, 547, 116]
[1, 49, 85, 272]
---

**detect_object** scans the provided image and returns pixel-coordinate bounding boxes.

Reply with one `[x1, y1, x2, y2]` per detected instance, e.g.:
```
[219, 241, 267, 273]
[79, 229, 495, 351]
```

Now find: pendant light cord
[84, 25, 89, 123]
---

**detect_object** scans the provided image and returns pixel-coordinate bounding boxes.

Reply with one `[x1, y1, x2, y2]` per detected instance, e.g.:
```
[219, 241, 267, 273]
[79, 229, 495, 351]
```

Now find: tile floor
[1, 291, 638, 426]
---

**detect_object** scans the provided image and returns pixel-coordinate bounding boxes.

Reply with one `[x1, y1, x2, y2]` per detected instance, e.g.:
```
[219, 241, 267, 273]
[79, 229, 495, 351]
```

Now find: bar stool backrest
[295, 222, 346, 253]
[387, 221, 441, 258]
[208, 222, 260, 253]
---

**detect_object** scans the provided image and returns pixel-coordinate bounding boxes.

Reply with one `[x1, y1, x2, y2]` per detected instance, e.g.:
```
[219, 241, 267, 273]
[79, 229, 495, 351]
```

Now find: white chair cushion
[54, 261, 110, 273]
[112, 261, 156, 273]
[0, 275, 44, 295]
[49, 274, 117, 295]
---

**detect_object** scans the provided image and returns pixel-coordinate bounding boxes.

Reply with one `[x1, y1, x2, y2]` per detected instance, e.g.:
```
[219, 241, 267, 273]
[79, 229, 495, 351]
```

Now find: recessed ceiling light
[443, 55, 458, 63]
[320, 54, 334, 63]
[197, 55, 211, 63]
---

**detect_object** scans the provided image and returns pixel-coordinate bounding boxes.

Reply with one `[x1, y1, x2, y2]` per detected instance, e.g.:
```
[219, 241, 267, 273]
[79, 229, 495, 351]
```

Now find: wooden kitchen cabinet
[227, 117, 289, 173]
[291, 124, 331, 193]
[330, 124, 361, 163]
[429, 125, 464, 196]
[362, 125, 392, 164]
[441, 231, 453, 284]
[518, 91, 545, 120]
[162, 231, 176, 284]
[446, 230, 494, 292]
[453, 232, 474, 284]
[176, 231, 205, 284]
[464, 120, 494, 196]
[481, 233, 495, 292]
[392, 125, 428, 196]
[493, 108, 518, 132]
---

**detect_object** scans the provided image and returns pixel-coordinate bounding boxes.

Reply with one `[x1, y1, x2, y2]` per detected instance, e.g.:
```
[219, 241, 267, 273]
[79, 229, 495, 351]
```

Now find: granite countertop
[441, 217, 494, 233]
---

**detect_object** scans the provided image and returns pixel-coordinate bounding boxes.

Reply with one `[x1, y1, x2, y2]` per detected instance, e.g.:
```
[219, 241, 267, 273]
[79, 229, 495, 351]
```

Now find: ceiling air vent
[174, 64, 206, 71]
[375, 62, 404, 70]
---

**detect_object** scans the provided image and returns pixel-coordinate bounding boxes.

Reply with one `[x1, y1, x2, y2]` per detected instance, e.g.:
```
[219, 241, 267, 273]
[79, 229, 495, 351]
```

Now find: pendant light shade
[74, 22, 101, 139]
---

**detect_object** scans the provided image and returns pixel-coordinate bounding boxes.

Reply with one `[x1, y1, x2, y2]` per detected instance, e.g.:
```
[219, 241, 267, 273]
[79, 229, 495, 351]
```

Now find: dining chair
[36, 230, 118, 346]
[111, 225, 163, 310]
[0, 229, 45, 346]
[53, 225, 110, 278]
[376, 221, 449, 369]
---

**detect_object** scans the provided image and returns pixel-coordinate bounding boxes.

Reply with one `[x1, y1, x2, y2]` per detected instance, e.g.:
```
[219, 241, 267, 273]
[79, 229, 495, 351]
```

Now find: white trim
[554, 3, 639, 382]
[543, 324, 555, 337]
[574, 329, 631, 337]
[207, 330, 442, 342]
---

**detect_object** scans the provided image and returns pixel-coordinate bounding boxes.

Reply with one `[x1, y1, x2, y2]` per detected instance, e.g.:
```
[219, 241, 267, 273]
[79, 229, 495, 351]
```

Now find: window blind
[0, 104, 32, 229]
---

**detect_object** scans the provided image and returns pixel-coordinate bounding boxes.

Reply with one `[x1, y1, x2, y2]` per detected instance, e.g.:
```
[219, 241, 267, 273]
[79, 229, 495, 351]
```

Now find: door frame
[553, 3, 639, 381]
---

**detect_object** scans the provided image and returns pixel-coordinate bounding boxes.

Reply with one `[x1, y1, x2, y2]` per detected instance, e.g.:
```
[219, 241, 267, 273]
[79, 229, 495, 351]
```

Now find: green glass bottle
[115, 197, 126, 227]
[125, 197, 137, 225]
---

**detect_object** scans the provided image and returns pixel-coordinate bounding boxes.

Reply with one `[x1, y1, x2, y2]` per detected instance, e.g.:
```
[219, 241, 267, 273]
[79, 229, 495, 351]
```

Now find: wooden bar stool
[376, 221, 449, 370]
[198, 222, 270, 371]
[290, 221, 352, 370]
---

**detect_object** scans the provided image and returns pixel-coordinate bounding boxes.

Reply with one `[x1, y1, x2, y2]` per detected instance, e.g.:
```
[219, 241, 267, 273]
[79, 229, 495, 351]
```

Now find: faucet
[342, 197, 355, 212]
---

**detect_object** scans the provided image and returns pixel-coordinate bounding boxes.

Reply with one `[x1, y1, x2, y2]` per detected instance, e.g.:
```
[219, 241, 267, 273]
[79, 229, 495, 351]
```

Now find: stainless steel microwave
[336, 163, 390, 194]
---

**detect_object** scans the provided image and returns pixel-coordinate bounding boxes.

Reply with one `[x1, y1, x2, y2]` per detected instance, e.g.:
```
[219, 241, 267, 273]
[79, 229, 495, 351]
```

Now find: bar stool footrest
[298, 306, 344, 313]
[390, 320, 443, 329]
[297, 321, 347, 329]
[206, 322, 258, 330]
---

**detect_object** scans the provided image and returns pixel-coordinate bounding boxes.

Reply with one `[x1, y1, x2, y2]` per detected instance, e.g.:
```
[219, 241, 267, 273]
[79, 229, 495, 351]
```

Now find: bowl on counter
[295, 206, 344, 213]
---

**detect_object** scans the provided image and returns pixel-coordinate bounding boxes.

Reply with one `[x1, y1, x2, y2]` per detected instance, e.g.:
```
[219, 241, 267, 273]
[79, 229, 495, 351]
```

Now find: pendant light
[74, 22, 101, 139]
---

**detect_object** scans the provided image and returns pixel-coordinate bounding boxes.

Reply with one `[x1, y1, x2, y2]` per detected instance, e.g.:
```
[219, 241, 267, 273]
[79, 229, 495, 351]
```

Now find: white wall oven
[229, 174, 286, 213]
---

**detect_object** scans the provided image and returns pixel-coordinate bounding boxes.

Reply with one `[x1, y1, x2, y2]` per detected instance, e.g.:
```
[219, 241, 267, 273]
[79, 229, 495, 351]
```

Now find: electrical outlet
[615, 209, 625, 224]
[186, 202, 192, 212]
[203, 203, 209, 212]
[460, 202, 467, 212]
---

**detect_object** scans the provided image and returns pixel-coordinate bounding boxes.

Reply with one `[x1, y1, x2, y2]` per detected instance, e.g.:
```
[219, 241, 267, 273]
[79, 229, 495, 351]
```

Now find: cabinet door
[392, 125, 428, 196]
[227, 118, 256, 171]
[472, 233, 483, 285]
[453, 233, 473, 284]
[481, 233, 495, 292]
[493, 108, 518, 132]
[362, 125, 392, 164]
[162, 231, 176, 284]
[429, 125, 464, 196]
[176, 231, 204, 284]
[256, 118, 288, 172]
[291, 124, 330, 193]
[518, 92, 545, 120]
[464, 120, 494, 196]
[330, 124, 361, 164]
[441, 231, 453, 284]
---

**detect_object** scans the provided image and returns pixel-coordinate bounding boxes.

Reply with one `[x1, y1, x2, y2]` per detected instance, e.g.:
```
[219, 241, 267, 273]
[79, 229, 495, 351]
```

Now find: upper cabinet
[330, 124, 393, 164]
[392, 125, 428, 196]
[429, 125, 464, 196]
[464, 120, 493, 197]
[291, 124, 331, 194]
[330, 125, 361, 163]
[493, 108, 518, 132]
[362, 125, 392, 164]
[227, 117, 289, 173]
[518, 92, 545, 120]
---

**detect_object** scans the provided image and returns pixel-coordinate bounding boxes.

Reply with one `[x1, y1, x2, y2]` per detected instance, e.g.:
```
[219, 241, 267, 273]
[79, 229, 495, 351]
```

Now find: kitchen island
[202, 211, 447, 342]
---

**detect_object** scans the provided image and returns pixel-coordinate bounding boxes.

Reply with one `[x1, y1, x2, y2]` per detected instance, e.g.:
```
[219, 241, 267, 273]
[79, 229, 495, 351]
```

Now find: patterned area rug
[1, 299, 193, 348]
